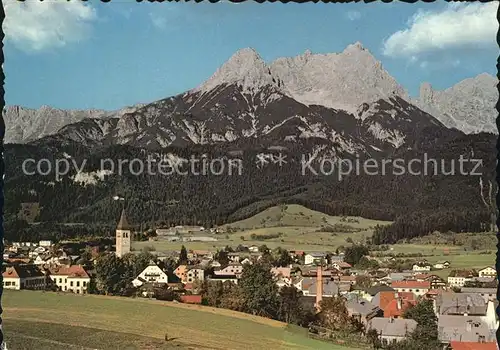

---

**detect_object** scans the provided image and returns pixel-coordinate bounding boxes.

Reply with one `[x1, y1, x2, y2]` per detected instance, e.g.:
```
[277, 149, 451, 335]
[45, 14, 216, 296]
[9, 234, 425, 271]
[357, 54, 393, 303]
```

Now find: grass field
[3, 290, 359, 350]
[133, 204, 392, 253]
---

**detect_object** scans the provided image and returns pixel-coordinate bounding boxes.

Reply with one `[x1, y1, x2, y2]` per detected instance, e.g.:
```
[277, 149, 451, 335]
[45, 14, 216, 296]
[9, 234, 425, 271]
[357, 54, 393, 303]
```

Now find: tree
[277, 286, 303, 324]
[219, 281, 244, 311]
[94, 253, 126, 295]
[403, 299, 440, 348]
[215, 250, 229, 267]
[273, 247, 293, 267]
[238, 263, 279, 318]
[317, 296, 350, 331]
[179, 245, 188, 265]
[366, 328, 382, 349]
[201, 280, 224, 307]
[258, 244, 270, 253]
[344, 245, 369, 266]
[355, 275, 372, 289]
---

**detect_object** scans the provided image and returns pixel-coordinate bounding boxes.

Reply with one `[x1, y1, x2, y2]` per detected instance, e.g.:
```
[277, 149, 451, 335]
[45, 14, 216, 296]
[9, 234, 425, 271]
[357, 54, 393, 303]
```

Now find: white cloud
[150, 13, 167, 30]
[383, 2, 498, 58]
[3, 0, 97, 52]
[346, 10, 361, 21]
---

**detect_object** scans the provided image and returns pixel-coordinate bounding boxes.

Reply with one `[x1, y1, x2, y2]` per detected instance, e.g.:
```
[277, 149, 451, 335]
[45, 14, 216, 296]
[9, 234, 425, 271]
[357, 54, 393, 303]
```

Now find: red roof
[383, 298, 416, 318]
[49, 265, 89, 278]
[391, 281, 430, 289]
[379, 291, 415, 311]
[3, 266, 20, 278]
[450, 342, 498, 350]
[180, 295, 202, 304]
[184, 283, 194, 290]
[336, 262, 352, 268]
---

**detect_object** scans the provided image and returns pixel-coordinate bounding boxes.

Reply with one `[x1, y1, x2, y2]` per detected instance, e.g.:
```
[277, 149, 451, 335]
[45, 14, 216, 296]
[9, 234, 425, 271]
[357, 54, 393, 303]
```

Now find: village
[3, 210, 498, 350]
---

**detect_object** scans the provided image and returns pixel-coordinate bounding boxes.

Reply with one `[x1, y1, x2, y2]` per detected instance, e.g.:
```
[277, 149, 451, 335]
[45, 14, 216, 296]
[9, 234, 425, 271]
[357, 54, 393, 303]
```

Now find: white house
[248, 245, 259, 253]
[186, 268, 205, 283]
[39, 240, 53, 247]
[478, 266, 496, 278]
[132, 261, 169, 287]
[2, 265, 46, 290]
[213, 263, 243, 277]
[391, 281, 430, 297]
[34, 255, 48, 265]
[412, 263, 431, 272]
[305, 252, 327, 265]
[447, 270, 477, 288]
[48, 265, 90, 294]
[433, 261, 450, 270]
[240, 258, 252, 265]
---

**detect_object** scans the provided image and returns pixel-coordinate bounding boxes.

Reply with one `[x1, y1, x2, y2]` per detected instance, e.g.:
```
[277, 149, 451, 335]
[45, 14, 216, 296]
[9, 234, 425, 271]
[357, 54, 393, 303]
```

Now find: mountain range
[2, 43, 497, 244]
[3, 43, 497, 146]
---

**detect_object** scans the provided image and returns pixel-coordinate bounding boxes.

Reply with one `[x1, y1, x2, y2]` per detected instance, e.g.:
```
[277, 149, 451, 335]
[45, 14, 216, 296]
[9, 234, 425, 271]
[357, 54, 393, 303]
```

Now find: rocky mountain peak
[193, 47, 282, 95]
[413, 72, 498, 134]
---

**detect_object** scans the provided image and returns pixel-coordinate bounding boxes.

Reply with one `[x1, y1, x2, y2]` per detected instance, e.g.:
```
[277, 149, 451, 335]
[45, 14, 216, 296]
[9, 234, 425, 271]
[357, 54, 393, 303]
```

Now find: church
[115, 209, 131, 258]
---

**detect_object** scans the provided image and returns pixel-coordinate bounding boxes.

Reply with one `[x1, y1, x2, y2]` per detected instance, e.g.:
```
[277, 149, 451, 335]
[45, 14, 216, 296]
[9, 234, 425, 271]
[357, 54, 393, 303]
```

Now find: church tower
[115, 209, 131, 258]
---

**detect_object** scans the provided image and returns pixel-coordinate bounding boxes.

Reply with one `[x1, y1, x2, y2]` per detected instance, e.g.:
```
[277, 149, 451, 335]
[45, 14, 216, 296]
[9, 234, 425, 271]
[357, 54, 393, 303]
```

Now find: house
[186, 267, 205, 283]
[132, 261, 169, 287]
[478, 266, 496, 278]
[48, 265, 90, 294]
[460, 288, 496, 303]
[295, 277, 340, 297]
[39, 240, 53, 247]
[358, 285, 395, 302]
[428, 275, 447, 289]
[2, 265, 46, 290]
[424, 289, 452, 301]
[329, 254, 344, 263]
[434, 261, 451, 269]
[271, 266, 292, 279]
[391, 280, 430, 297]
[448, 270, 478, 288]
[434, 295, 498, 332]
[448, 341, 498, 350]
[438, 316, 497, 344]
[240, 257, 253, 265]
[412, 263, 431, 272]
[339, 275, 356, 286]
[372, 291, 415, 318]
[304, 252, 327, 265]
[227, 252, 241, 263]
[367, 317, 417, 343]
[248, 245, 259, 253]
[332, 261, 352, 270]
[346, 296, 381, 326]
[174, 265, 188, 282]
[192, 250, 214, 260]
[207, 275, 239, 284]
[389, 272, 414, 282]
[213, 263, 243, 277]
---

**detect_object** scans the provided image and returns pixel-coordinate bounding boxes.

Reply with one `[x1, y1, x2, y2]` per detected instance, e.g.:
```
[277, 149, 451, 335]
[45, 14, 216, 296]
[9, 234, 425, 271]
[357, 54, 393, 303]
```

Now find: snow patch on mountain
[367, 122, 405, 148]
[72, 170, 113, 186]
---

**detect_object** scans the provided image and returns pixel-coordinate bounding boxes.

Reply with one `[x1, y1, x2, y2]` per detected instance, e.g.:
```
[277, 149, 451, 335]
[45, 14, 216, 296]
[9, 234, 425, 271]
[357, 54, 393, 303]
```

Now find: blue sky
[3, 1, 498, 110]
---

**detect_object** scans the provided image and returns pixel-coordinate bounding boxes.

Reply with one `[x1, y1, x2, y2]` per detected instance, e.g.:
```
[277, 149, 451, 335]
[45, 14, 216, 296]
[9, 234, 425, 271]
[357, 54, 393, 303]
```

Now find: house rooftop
[449, 341, 497, 350]
[391, 280, 430, 289]
[368, 317, 417, 337]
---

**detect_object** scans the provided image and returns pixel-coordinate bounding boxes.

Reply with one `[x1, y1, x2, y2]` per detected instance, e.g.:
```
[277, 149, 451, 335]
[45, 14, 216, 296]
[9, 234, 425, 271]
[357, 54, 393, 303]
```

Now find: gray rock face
[2, 104, 145, 144]
[413, 73, 498, 134]
[3, 43, 495, 147]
